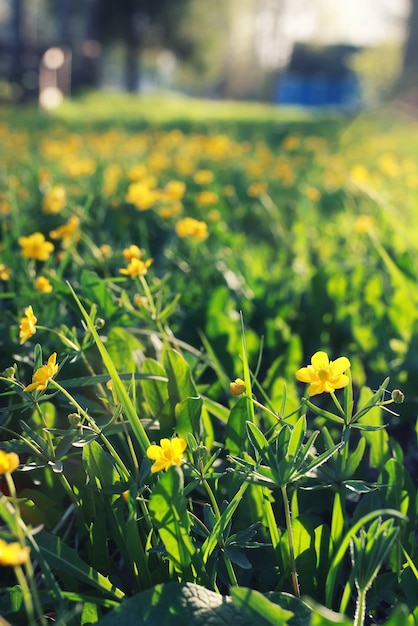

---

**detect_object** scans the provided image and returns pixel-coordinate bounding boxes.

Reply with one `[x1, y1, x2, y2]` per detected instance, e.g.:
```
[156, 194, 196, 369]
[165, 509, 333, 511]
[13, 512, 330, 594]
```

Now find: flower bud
[391, 389, 405, 404]
[68, 413, 81, 426]
[95, 318, 105, 330]
[2, 366, 15, 379]
[230, 378, 246, 396]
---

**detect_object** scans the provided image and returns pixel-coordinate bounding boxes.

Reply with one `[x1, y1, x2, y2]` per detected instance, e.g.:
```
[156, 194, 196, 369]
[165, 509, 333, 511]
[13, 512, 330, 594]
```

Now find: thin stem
[5, 474, 47, 626]
[202, 477, 238, 587]
[354, 586, 367, 626]
[281, 484, 300, 598]
[13, 565, 38, 626]
[50, 380, 131, 481]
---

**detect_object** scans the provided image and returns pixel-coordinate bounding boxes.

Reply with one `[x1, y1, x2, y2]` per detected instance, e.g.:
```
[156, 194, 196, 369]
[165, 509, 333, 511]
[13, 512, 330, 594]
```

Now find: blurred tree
[89, 0, 195, 92]
[397, 0, 418, 101]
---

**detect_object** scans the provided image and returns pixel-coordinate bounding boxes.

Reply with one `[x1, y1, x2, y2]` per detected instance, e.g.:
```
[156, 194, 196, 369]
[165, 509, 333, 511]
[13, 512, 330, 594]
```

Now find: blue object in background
[276, 73, 362, 109]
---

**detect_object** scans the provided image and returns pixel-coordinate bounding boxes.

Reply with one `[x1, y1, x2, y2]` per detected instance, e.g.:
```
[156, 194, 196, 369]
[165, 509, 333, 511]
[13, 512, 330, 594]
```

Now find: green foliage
[0, 97, 417, 625]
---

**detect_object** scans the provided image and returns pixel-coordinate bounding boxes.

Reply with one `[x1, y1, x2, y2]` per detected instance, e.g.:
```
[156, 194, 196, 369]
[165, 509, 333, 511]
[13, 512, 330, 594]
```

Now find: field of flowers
[0, 94, 417, 625]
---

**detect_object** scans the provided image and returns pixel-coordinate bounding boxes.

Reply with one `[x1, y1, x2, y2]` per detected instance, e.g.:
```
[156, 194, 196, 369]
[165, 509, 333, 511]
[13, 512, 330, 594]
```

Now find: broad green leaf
[148, 466, 195, 573]
[79, 270, 118, 317]
[36, 531, 124, 600]
[304, 598, 353, 625]
[142, 358, 169, 417]
[226, 396, 250, 454]
[314, 523, 333, 602]
[106, 327, 145, 372]
[82, 440, 122, 491]
[164, 349, 196, 408]
[230, 587, 294, 625]
[95, 582, 254, 626]
[287, 515, 316, 597]
[175, 395, 203, 440]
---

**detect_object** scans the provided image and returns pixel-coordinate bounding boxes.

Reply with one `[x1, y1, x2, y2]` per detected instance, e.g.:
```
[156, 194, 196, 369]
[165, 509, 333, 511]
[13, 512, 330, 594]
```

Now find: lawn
[0, 92, 417, 625]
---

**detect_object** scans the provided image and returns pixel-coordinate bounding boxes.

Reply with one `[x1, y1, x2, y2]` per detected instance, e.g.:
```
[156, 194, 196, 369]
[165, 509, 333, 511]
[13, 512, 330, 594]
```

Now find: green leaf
[164, 349, 197, 408]
[226, 397, 251, 454]
[142, 358, 169, 418]
[230, 587, 294, 626]
[36, 531, 124, 600]
[246, 421, 276, 469]
[148, 466, 195, 573]
[343, 437, 366, 477]
[106, 327, 145, 372]
[175, 395, 203, 440]
[304, 598, 353, 625]
[287, 415, 306, 460]
[68, 283, 150, 455]
[95, 582, 254, 626]
[82, 440, 122, 491]
[325, 508, 408, 607]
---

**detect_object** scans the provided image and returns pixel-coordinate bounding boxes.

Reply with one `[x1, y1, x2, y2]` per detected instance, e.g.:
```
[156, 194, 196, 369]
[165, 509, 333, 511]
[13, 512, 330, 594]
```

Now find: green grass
[0, 92, 417, 626]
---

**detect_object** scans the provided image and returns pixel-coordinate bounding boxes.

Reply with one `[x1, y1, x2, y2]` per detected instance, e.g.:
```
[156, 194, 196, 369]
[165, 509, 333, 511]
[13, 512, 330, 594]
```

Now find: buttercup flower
[18, 232, 54, 261]
[146, 437, 187, 473]
[35, 276, 53, 293]
[175, 217, 208, 241]
[19, 305, 37, 344]
[49, 215, 80, 246]
[119, 257, 153, 278]
[0, 450, 20, 474]
[230, 378, 246, 396]
[0, 539, 30, 566]
[0, 264, 11, 281]
[42, 185, 66, 214]
[24, 353, 58, 393]
[296, 351, 351, 396]
[122, 245, 143, 261]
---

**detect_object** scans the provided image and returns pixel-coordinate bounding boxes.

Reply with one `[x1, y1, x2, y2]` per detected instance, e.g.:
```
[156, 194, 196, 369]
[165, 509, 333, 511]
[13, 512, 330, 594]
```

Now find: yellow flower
[247, 182, 267, 197]
[296, 351, 351, 396]
[49, 215, 80, 247]
[42, 185, 66, 214]
[119, 257, 153, 278]
[24, 353, 58, 393]
[122, 245, 143, 261]
[193, 170, 214, 185]
[0, 450, 20, 474]
[0, 263, 11, 281]
[126, 180, 158, 211]
[163, 180, 186, 201]
[35, 276, 53, 293]
[306, 187, 321, 202]
[99, 244, 112, 258]
[19, 305, 37, 344]
[146, 437, 187, 473]
[18, 232, 54, 261]
[175, 217, 208, 241]
[230, 378, 246, 396]
[0, 539, 30, 566]
[354, 215, 376, 234]
[196, 190, 218, 206]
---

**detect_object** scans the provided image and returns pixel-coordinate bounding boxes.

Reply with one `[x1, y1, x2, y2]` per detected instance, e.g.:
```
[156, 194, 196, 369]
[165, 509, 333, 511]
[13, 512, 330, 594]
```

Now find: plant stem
[5, 473, 47, 626]
[281, 484, 300, 598]
[50, 380, 131, 481]
[354, 586, 367, 626]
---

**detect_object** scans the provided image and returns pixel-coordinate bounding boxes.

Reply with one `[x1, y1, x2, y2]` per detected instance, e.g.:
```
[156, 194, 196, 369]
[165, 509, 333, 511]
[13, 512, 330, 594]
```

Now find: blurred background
[0, 0, 416, 110]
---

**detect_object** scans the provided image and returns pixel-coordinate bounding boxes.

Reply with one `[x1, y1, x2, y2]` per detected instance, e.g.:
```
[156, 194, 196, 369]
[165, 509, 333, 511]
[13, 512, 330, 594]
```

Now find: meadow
[0, 92, 417, 625]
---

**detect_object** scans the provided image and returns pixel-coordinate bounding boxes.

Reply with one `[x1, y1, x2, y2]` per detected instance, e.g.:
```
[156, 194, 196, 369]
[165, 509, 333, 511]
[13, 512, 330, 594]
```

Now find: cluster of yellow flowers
[119, 244, 153, 278]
